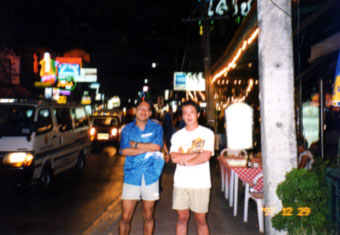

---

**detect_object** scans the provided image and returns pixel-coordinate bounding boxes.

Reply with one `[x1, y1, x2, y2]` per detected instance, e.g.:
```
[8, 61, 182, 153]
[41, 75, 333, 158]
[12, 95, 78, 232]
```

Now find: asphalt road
[0, 146, 123, 235]
[0, 146, 261, 235]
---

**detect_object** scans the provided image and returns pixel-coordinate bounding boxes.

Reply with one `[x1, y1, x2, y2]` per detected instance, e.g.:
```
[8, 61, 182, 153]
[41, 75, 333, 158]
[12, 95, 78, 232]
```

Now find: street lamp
[143, 86, 149, 93]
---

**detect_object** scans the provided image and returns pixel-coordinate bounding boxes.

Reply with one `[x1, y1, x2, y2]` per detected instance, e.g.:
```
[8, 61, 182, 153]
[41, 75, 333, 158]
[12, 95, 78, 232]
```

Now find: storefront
[210, 0, 340, 161]
[210, 4, 260, 152]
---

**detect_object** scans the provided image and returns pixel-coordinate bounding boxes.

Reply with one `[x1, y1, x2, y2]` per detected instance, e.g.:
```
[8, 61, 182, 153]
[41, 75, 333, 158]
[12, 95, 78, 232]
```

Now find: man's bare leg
[194, 212, 209, 235]
[119, 200, 138, 235]
[176, 209, 190, 235]
[142, 200, 156, 235]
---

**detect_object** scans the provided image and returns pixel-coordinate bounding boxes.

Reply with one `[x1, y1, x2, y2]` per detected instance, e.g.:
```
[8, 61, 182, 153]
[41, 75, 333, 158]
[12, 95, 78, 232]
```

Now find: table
[218, 156, 263, 216]
[232, 167, 263, 216]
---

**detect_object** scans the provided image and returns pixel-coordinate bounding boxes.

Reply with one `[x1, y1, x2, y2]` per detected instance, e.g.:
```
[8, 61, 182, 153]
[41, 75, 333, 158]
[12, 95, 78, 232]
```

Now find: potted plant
[271, 159, 334, 234]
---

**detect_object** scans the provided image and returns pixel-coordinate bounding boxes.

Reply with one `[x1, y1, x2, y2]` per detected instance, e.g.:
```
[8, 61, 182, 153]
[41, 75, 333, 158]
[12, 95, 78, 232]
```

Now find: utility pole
[257, 0, 297, 233]
[202, 0, 215, 129]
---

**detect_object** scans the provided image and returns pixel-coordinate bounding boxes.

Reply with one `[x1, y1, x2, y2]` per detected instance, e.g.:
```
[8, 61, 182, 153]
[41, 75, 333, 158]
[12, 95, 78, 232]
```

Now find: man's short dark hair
[180, 100, 200, 114]
[136, 99, 153, 110]
[297, 135, 307, 148]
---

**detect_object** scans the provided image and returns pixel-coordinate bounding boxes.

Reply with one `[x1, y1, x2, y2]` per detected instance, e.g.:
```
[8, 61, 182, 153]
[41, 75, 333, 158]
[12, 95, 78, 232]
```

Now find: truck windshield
[0, 105, 35, 136]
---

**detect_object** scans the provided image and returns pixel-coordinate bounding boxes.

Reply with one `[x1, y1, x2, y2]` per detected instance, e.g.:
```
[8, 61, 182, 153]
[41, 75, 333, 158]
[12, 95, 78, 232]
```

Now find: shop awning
[211, 2, 258, 83]
[309, 32, 340, 63]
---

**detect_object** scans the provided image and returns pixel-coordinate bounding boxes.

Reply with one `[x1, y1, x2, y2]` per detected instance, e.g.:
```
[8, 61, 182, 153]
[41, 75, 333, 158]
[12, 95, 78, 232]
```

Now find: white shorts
[121, 175, 160, 201]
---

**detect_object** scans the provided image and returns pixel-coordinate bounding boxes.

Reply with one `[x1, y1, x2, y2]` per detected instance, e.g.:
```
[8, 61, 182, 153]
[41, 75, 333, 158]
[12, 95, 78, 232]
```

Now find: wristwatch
[134, 142, 138, 149]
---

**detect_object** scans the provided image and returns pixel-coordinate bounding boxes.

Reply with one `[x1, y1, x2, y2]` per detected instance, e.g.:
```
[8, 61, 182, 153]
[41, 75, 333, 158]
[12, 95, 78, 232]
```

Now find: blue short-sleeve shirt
[120, 119, 164, 186]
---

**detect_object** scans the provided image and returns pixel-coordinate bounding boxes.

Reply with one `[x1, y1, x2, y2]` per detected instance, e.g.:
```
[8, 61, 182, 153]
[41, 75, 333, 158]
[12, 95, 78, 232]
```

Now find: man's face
[182, 105, 199, 126]
[298, 145, 304, 154]
[136, 101, 152, 122]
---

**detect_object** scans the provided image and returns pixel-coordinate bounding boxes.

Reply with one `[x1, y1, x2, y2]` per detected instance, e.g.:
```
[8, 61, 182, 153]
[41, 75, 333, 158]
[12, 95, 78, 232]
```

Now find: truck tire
[73, 152, 86, 176]
[40, 167, 52, 191]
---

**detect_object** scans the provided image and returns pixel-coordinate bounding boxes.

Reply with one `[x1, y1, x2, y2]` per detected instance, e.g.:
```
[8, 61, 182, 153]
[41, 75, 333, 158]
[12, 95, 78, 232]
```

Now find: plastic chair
[243, 173, 264, 233]
[220, 148, 248, 200]
[220, 148, 247, 157]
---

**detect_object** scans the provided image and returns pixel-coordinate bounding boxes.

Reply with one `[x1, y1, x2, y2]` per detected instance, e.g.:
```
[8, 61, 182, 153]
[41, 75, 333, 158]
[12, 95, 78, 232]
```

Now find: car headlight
[90, 127, 96, 135]
[3, 152, 34, 168]
[111, 128, 118, 136]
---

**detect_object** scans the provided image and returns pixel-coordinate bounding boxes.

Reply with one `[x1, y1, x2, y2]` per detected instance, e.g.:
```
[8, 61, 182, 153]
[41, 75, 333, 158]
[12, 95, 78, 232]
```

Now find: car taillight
[90, 127, 96, 135]
[111, 128, 118, 136]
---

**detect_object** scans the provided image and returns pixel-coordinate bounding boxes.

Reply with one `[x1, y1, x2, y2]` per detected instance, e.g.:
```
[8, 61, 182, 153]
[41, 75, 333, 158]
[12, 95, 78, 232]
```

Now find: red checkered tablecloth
[232, 168, 263, 192]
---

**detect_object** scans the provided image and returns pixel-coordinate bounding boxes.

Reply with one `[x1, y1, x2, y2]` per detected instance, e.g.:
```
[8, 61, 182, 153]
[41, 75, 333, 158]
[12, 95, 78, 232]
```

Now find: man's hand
[130, 140, 137, 148]
[164, 152, 170, 163]
[184, 150, 213, 166]
[129, 140, 161, 152]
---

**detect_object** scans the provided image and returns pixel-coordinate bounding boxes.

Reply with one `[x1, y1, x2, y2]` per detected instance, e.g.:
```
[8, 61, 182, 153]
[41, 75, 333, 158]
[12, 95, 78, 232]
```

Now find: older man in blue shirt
[119, 100, 164, 235]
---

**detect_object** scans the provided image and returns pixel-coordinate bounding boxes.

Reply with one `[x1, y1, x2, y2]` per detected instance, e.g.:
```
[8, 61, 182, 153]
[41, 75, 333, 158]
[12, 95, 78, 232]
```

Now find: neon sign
[208, 0, 253, 18]
[56, 77, 76, 91]
[58, 63, 80, 79]
[332, 51, 340, 107]
[55, 57, 82, 65]
[39, 52, 56, 85]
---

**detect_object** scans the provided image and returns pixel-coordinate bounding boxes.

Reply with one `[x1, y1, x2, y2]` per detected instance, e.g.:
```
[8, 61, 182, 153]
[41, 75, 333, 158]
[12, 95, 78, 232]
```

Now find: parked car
[0, 100, 91, 190]
[89, 112, 122, 149]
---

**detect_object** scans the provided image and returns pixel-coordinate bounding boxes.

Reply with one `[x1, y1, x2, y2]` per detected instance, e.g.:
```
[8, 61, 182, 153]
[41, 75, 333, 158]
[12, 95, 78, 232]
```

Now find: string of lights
[212, 27, 259, 84]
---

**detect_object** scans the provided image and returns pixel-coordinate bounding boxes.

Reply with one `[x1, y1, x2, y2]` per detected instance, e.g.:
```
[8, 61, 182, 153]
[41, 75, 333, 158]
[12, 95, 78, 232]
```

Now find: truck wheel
[40, 167, 52, 191]
[73, 153, 86, 176]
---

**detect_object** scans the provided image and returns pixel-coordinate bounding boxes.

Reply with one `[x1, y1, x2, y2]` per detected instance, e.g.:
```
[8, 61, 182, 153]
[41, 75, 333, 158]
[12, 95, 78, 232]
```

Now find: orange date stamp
[262, 207, 311, 216]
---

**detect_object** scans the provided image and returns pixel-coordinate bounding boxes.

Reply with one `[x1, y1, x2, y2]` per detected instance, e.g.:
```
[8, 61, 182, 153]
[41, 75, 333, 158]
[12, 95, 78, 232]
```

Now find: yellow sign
[56, 79, 76, 90]
[332, 51, 340, 107]
[57, 96, 67, 104]
[39, 52, 56, 84]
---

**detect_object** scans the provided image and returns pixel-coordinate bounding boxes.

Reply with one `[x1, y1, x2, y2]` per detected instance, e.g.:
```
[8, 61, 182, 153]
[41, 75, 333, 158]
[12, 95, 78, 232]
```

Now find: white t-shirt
[170, 125, 215, 188]
[298, 150, 314, 170]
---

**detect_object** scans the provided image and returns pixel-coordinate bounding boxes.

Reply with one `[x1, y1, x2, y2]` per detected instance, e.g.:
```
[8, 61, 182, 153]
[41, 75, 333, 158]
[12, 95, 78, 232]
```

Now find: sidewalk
[104, 160, 262, 235]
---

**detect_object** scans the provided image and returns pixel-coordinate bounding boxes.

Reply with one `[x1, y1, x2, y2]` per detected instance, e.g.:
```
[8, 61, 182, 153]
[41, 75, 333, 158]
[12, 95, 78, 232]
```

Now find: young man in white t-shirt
[170, 100, 215, 235]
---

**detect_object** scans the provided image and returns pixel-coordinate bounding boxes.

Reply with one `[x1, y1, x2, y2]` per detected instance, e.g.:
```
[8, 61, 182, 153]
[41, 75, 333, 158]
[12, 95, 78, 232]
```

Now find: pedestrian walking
[163, 106, 175, 150]
[170, 100, 215, 235]
[119, 100, 164, 235]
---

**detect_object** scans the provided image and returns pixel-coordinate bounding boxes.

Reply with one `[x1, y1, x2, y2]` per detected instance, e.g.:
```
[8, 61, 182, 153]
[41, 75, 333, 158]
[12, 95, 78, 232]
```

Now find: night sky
[0, 0, 209, 101]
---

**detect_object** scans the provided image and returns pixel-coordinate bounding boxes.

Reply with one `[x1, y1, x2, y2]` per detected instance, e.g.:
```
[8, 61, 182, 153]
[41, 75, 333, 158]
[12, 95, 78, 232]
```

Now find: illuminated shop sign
[302, 102, 319, 147]
[108, 96, 120, 109]
[207, 0, 253, 18]
[226, 103, 253, 150]
[35, 81, 54, 87]
[52, 88, 59, 101]
[58, 63, 80, 79]
[174, 72, 205, 91]
[57, 95, 67, 104]
[332, 51, 340, 107]
[39, 52, 56, 85]
[44, 87, 53, 99]
[81, 96, 92, 105]
[89, 82, 100, 89]
[36, 55, 83, 88]
[75, 68, 97, 82]
[56, 77, 76, 91]
[55, 57, 82, 66]
[59, 90, 71, 96]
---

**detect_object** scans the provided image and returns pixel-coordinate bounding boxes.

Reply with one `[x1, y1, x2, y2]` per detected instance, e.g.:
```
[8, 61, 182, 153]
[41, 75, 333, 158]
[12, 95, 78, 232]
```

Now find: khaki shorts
[172, 187, 210, 213]
[121, 175, 159, 201]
